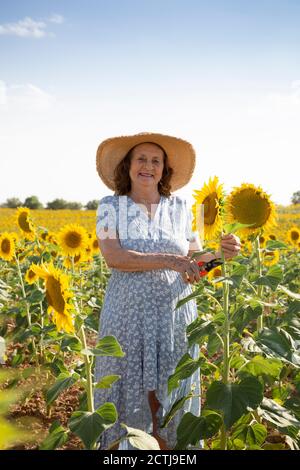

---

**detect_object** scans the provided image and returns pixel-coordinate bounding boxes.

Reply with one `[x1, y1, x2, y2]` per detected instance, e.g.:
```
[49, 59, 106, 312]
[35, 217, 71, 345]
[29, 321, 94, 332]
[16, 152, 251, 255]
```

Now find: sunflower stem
[15, 254, 41, 367]
[221, 250, 230, 384]
[15, 254, 31, 327]
[38, 278, 45, 364]
[220, 238, 230, 450]
[254, 236, 264, 332]
[220, 421, 227, 450]
[78, 324, 94, 413]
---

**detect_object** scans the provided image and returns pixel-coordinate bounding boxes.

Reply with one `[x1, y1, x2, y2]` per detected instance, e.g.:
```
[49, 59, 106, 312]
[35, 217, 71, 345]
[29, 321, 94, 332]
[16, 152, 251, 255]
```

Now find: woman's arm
[97, 235, 183, 272]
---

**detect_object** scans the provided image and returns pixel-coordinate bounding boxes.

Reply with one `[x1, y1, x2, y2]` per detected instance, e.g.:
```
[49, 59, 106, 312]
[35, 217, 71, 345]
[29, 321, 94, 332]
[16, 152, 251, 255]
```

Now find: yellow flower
[191, 176, 225, 240]
[31, 262, 75, 333]
[259, 235, 267, 248]
[225, 183, 277, 236]
[25, 264, 39, 284]
[40, 231, 48, 241]
[16, 207, 36, 240]
[0, 232, 15, 262]
[57, 224, 89, 257]
[90, 233, 100, 255]
[207, 266, 223, 288]
[287, 227, 300, 247]
[63, 251, 86, 270]
[241, 241, 253, 255]
[262, 249, 280, 267]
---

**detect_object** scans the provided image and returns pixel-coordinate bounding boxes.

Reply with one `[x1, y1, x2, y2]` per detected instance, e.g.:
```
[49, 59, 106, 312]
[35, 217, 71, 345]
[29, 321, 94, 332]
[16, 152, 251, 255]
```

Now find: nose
[143, 160, 154, 171]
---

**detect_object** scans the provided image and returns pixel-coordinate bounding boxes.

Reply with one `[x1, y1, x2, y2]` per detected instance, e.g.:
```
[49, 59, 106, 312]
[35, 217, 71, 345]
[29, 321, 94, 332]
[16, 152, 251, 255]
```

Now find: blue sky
[1, 0, 300, 206]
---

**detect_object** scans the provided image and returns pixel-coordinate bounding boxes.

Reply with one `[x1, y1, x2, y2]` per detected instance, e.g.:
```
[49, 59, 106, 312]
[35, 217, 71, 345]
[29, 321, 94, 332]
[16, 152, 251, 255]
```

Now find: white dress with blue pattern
[94, 194, 201, 450]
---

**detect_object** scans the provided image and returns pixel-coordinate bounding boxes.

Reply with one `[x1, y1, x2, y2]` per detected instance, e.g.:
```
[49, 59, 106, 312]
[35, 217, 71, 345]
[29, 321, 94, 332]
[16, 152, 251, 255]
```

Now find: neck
[128, 185, 161, 204]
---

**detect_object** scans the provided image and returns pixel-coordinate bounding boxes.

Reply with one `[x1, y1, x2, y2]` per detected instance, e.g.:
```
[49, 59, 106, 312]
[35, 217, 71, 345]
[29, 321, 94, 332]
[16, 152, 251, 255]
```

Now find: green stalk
[15, 254, 31, 327]
[254, 236, 264, 332]
[15, 254, 39, 367]
[221, 250, 230, 384]
[219, 241, 230, 450]
[38, 278, 45, 364]
[71, 258, 94, 414]
[78, 324, 94, 413]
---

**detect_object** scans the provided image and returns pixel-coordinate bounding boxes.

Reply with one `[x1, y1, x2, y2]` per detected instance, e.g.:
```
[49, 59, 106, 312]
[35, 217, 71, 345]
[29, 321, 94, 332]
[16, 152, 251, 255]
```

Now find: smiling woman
[93, 131, 241, 451]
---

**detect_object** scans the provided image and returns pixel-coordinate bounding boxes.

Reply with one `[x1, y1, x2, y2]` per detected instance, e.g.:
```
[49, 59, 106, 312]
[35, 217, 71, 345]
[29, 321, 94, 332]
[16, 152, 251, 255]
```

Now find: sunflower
[63, 252, 86, 270]
[0, 232, 15, 262]
[57, 224, 89, 257]
[90, 233, 100, 255]
[40, 231, 48, 241]
[191, 176, 225, 240]
[47, 232, 58, 245]
[31, 262, 75, 333]
[287, 227, 300, 247]
[259, 235, 267, 248]
[267, 233, 277, 241]
[225, 183, 277, 237]
[16, 207, 36, 240]
[207, 266, 223, 288]
[262, 249, 280, 267]
[25, 264, 39, 284]
[241, 240, 253, 255]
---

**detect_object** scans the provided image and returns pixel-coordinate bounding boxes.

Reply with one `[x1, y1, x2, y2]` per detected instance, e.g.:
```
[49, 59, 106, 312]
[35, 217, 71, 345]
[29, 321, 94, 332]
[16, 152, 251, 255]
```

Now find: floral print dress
[94, 194, 201, 450]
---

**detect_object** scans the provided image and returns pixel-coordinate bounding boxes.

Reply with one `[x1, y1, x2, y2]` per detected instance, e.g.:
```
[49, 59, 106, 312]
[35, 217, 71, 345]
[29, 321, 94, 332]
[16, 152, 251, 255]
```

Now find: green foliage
[206, 377, 264, 429]
[85, 200, 99, 210]
[68, 403, 117, 449]
[24, 195, 44, 209]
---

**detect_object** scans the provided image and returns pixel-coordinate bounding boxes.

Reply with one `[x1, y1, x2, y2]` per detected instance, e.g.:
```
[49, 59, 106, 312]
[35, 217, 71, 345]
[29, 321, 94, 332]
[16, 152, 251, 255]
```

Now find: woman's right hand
[166, 254, 202, 284]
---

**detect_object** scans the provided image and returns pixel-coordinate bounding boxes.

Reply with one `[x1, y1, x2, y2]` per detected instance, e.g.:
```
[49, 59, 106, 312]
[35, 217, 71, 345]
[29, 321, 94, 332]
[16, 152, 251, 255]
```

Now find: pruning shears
[197, 258, 223, 277]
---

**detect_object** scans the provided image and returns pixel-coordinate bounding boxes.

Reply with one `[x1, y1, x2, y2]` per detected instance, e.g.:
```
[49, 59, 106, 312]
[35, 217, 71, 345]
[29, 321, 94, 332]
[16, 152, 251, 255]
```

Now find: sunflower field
[0, 179, 300, 451]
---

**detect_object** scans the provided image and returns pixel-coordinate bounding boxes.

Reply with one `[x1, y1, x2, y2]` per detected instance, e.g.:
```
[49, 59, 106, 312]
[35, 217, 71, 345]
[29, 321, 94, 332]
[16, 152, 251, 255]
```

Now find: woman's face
[129, 143, 164, 190]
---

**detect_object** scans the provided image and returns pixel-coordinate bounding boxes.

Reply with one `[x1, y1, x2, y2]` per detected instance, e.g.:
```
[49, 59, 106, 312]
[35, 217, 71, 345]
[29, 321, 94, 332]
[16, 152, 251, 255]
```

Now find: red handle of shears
[197, 261, 208, 277]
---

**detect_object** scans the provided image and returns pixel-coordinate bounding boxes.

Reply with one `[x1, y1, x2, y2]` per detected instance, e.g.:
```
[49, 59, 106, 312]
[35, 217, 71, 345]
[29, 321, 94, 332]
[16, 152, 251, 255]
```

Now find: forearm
[107, 248, 174, 272]
[188, 250, 220, 263]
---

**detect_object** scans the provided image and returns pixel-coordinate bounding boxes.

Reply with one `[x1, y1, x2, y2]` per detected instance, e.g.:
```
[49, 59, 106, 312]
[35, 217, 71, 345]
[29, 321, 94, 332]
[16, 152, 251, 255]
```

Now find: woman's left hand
[216, 233, 241, 260]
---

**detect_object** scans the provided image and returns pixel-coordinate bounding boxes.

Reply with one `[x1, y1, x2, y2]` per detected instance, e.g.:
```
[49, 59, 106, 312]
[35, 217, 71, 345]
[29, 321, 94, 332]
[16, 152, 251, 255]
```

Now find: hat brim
[96, 131, 196, 192]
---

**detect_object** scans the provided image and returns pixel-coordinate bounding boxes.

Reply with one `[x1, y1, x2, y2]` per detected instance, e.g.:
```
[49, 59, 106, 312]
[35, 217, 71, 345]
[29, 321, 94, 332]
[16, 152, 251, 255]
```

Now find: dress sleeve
[184, 199, 201, 248]
[96, 195, 118, 239]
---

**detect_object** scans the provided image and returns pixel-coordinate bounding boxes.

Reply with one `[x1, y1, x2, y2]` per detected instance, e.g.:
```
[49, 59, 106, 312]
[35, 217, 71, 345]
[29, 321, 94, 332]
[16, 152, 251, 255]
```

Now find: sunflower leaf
[91, 335, 126, 357]
[206, 376, 264, 429]
[174, 410, 222, 449]
[266, 240, 288, 250]
[277, 285, 300, 300]
[95, 375, 121, 389]
[223, 222, 256, 234]
[68, 403, 118, 449]
[254, 265, 283, 291]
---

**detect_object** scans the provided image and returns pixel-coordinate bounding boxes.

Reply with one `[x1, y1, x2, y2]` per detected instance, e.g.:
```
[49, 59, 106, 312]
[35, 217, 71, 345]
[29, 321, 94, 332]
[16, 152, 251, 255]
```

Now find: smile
[139, 173, 153, 178]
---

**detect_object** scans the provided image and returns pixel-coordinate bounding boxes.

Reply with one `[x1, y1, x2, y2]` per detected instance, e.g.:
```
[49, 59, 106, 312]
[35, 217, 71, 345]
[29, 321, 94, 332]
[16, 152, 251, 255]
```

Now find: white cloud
[48, 14, 64, 24]
[0, 14, 64, 38]
[0, 16, 47, 38]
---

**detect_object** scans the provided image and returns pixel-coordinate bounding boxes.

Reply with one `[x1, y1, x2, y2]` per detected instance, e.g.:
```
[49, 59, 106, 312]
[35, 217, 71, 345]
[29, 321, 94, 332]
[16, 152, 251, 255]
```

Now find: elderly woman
[94, 132, 240, 450]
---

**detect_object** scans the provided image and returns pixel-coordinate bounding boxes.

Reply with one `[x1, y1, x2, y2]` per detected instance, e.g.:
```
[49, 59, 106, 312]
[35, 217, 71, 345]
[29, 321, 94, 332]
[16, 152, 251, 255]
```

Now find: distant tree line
[0, 196, 99, 210]
[292, 191, 300, 205]
[1, 191, 299, 210]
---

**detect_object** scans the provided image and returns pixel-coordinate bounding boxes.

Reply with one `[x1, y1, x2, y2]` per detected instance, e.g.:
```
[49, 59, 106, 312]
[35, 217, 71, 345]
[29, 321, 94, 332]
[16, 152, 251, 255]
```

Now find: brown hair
[113, 142, 173, 196]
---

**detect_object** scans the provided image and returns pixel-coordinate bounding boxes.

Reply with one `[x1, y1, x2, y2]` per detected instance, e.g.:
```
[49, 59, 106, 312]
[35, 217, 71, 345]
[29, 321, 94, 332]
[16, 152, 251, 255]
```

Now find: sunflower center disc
[66, 232, 82, 248]
[46, 277, 66, 314]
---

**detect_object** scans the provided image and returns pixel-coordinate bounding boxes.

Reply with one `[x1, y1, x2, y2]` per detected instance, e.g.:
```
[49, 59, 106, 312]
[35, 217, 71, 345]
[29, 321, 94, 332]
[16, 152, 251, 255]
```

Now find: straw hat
[96, 131, 196, 192]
